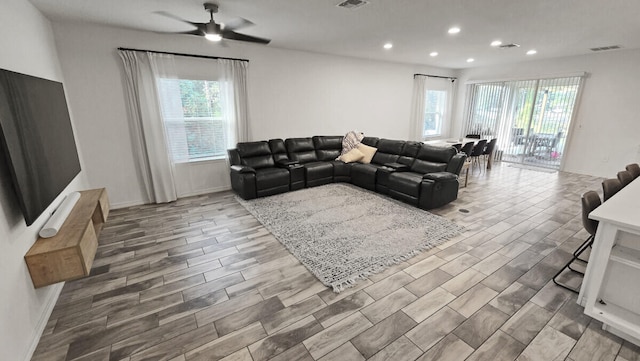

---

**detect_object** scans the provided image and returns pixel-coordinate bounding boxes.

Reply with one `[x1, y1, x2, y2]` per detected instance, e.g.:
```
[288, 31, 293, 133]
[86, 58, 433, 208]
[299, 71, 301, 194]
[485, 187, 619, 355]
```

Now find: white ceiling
[29, 0, 640, 69]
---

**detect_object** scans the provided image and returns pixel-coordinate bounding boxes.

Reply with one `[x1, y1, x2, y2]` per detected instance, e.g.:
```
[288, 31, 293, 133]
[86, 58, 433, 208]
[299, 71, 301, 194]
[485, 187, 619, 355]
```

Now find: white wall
[50, 22, 455, 207]
[453, 50, 640, 177]
[0, 1, 89, 360]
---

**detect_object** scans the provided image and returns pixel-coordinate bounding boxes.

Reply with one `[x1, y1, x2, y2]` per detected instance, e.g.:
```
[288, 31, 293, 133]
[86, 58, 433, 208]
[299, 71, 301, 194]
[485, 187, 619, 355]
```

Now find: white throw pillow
[356, 143, 377, 164]
[339, 148, 365, 163]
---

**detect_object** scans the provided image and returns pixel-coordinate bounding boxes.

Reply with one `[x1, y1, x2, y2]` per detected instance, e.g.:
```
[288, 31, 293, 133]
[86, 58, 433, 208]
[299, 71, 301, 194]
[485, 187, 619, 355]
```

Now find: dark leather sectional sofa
[228, 136, 467, 210]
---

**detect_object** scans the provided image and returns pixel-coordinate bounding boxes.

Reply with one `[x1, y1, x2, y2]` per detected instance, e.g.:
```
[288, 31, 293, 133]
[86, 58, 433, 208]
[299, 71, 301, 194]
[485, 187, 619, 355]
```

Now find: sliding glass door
[463, 76, 582, 170]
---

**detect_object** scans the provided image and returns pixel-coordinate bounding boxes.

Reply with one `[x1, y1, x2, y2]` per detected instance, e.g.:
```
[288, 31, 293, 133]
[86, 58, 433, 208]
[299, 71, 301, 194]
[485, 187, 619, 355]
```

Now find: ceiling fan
[157, 3, 271, 44]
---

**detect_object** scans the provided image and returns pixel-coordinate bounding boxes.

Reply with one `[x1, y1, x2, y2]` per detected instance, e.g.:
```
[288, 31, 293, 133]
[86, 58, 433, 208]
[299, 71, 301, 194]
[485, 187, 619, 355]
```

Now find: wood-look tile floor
[32, 163, 640, 361]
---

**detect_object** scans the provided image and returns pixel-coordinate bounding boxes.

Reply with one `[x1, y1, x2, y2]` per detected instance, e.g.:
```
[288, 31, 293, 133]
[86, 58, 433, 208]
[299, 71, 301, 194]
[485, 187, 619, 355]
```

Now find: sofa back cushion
[285, 137, 318, 164]
[237, 141, 275, 169]
[269, 139, 288, 162]
[398, 141, 421, 166]
[228, 149, 241, 165]
[371, 139, 405, 165]
[313, 136, 343, 161]
[410, 144, 456, 174]
[362, 137, 379, 147]
[411, 160, 448, 174]
[418, 144, 456, 163]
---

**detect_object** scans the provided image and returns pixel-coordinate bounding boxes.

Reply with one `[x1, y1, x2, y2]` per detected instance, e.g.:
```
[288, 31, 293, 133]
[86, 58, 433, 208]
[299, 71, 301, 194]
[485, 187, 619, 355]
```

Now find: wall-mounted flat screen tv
[0, 68, 81, 226]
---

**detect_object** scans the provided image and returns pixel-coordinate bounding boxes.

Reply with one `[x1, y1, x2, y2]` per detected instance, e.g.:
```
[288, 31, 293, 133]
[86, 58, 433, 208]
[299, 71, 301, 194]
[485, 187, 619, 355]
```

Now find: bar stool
[602, 178, 623, 201]
[553, 190, 601, 293]
[626, 163, 640, 179]
[618, 170, 634, 187]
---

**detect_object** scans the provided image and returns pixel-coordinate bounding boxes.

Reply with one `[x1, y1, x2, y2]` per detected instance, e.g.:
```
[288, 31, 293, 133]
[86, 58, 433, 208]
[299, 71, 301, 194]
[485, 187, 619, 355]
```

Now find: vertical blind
[461, 75, 583, 169]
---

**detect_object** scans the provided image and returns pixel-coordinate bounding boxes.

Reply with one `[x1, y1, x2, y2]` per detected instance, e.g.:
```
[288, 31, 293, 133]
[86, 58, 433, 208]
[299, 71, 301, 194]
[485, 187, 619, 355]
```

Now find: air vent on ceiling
[590, 45, 622, 52]
[498, 43, 520, 49]
[337, 0, 369, 10]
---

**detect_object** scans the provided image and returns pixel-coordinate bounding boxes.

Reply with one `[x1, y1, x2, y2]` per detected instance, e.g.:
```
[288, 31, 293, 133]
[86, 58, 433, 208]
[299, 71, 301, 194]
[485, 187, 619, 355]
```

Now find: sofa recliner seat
[228, 141, 291, 199]
[312, 135, 351, 183]
[385, 144, 460, 208]
[285, 137, 335, 187]
[268, 138, 305, 191]
[351, 138, 404, 191]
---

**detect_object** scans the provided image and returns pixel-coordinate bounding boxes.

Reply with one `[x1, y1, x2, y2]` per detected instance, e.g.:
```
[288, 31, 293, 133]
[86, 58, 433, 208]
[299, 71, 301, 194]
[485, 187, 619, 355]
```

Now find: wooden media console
[24, 188, 109, 288]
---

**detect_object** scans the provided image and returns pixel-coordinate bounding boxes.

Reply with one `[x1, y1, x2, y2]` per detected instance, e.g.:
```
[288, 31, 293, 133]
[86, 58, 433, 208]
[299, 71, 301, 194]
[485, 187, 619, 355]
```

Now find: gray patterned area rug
[237, 183, 464, 292]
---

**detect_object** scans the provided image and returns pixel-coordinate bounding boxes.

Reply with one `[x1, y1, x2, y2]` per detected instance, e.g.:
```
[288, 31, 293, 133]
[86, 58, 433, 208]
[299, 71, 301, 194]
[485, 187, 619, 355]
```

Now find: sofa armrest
[422, 171, 457, 181]
[230, 165, 256, 174]
[230, 166, 257, 200]
[420, 172, 459, 210]
[384, 162, 410, 172]
[446, 154, 467, 175]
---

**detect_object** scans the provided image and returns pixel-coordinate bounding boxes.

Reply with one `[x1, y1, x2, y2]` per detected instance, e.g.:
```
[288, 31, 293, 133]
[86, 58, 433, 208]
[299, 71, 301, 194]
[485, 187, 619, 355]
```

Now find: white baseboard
[177, 185, 231, 198]
[23, 282, 64, 361]
[110, 186, 231, 210]
[110, 199, 145, 210]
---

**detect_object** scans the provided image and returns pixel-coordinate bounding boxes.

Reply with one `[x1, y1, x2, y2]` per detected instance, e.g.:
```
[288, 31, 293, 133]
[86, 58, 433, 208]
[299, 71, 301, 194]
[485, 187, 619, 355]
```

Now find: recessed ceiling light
[448, 27, 461, 34]
[526, 49, 537, 55]
[466, 58, 475, 63]
[430, 51, 438, 57]
[490, 40, 502, 47]
[383, 43, 393, 49]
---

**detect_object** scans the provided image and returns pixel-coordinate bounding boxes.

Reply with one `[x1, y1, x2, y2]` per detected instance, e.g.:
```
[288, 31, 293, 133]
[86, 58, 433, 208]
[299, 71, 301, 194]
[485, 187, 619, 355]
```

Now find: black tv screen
[0, 69, 81, 226]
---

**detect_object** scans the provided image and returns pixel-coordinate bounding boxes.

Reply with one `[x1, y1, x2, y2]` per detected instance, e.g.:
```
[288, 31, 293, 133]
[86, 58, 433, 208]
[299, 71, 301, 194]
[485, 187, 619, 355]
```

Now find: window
[411, 75, 454, 141]
[157, 78, 229, 162]
[423, 90, 447, 137]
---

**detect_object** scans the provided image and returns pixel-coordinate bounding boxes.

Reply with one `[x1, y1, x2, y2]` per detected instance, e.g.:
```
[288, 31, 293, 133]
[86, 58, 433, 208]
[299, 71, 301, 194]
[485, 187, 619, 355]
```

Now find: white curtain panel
[219, 59, 250, 144]
[118, 50, 178, 203]
[443, 79, 456, 138]
[409, 75, 427, 141]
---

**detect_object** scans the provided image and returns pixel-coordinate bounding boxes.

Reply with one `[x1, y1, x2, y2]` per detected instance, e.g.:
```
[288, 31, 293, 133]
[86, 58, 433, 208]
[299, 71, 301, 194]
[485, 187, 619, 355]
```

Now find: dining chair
[626, 163, 640, 179]
[602, 178, 623, 201]
[617, 170, 633, 187]
[460, 142, 474, 157]
[553, 190, 601, 293]
[452, 143, 462, 152]
[469, 139, 487, 172]
[482, 138, 497, 168]
[465, 134, 481, 139]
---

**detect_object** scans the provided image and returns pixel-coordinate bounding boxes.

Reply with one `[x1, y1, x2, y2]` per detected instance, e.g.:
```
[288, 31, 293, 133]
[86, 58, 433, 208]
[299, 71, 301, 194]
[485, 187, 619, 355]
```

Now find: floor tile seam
[129, 319, 220, 361]
[541, 322, 588, 360]
[347, 309, 416, 358]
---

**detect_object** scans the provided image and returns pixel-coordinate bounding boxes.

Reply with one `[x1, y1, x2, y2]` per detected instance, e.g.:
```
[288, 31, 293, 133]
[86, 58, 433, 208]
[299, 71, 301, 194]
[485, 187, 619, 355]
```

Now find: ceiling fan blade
[154, 11, 204, 28]
[222, 30, 271, 44]
[223, 17, 254, 31]
[176, 29, 204, 36]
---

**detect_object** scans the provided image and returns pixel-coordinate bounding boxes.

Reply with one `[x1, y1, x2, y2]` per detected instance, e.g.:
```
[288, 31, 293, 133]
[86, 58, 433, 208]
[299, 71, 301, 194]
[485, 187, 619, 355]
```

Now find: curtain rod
[414, 73, 457, 81]
[117, 47, 249, 62]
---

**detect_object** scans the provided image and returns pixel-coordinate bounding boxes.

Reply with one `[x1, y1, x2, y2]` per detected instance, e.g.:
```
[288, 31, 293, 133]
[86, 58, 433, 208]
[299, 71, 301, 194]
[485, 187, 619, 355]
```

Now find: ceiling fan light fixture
[490, 40, 502, 47]
[448, 27, 461, 35]
[205, 33, 223, 41]
[204, 21, 222, 41]
[383, 43, 393, 49]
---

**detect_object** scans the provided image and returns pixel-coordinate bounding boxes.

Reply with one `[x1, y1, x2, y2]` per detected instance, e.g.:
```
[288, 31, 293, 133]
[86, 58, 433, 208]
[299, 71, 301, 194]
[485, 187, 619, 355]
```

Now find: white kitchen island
[578, 176, 640, 346]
